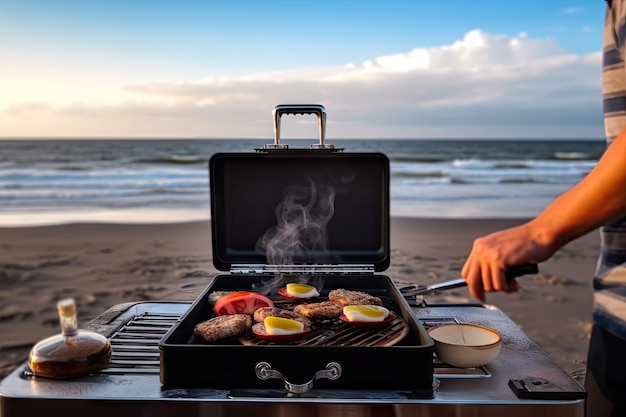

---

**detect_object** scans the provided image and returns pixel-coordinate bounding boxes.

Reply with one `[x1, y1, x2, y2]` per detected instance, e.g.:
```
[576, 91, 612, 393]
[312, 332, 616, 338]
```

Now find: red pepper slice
[213, 291, 273, 316]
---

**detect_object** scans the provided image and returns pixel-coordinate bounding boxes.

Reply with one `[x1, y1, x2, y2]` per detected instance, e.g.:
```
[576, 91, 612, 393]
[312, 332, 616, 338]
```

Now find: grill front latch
[255, 361, 342, 394]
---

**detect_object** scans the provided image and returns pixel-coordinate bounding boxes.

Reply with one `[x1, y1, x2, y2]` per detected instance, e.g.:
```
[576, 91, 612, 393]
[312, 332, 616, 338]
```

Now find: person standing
[461, 1, 626, 415]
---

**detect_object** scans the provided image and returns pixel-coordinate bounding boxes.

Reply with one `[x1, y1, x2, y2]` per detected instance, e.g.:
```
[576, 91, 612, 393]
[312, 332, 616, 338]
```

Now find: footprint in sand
[37, 258, 77, 268]
[0, 263, 34, 271]
[411, 255, 438, 262]
[446, 264, 464, 272]
[542, 294, 568, 303]
[0, 305, 33, 322]
[176, 270, 215, 279]
[533, 274, 578, 286]
[92, 291, 113, 297]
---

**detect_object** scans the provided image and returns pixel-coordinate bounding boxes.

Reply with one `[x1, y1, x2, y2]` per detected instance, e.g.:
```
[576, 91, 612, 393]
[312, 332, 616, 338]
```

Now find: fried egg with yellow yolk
[286, 283, 320, 298]
[264, 316, 305, 335]
[343, 305, 390, 322]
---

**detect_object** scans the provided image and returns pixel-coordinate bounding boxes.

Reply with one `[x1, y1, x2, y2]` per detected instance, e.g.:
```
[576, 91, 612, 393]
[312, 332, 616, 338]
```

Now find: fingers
[462, 256, 486, 302]
[481, 262, 494, 293]
[490, 261, 506, 292]
[462, 254, 520, 302]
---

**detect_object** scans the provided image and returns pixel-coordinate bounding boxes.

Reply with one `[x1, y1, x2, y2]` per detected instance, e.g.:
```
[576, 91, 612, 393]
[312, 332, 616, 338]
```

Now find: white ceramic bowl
[427, 323, 502, 368]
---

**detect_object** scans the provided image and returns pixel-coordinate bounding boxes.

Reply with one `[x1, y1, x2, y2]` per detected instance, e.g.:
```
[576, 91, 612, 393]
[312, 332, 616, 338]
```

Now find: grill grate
[96, 311, 489, 379]
[239, 316, 409, 347]
[98, 312, 180, 374]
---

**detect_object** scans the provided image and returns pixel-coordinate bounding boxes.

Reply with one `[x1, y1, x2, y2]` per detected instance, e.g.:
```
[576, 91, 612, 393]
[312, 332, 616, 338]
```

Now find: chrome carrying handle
[266, 104, 335, 150]
[255, 361, 342, 394]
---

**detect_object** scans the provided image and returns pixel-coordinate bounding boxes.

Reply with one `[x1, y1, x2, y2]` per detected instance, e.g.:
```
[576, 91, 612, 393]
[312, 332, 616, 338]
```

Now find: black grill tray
[159, 274, 435, 392]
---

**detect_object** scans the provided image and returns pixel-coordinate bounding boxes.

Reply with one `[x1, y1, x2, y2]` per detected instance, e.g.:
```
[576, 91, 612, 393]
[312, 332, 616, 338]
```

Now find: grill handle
[266, 104, 336, 150]
[255, 361, 342, 394]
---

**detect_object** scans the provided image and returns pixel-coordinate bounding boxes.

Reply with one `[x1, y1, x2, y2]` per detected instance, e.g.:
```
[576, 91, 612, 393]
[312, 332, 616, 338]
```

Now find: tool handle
[504, 263, 538, 282]
[401, 263, 539, 296]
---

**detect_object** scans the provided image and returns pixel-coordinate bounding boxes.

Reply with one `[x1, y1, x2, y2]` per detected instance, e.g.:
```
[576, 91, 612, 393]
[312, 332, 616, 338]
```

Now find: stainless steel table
[0, 301, 586, 417]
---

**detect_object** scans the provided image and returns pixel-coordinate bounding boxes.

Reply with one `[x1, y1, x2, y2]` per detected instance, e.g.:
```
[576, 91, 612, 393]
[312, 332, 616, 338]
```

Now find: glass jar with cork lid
[28, 298, 111, 378]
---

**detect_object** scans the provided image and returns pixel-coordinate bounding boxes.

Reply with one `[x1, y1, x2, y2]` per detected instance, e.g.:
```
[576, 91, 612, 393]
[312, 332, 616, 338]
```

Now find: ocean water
[0, 138, 605, 226]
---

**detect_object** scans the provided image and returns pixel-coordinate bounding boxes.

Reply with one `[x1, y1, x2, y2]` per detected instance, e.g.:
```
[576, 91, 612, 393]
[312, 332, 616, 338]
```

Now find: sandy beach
[0, 217, 599, 382]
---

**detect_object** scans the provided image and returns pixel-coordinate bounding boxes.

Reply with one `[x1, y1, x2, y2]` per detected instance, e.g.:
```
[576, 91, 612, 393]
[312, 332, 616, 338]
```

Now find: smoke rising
[256, 176, 336, 266]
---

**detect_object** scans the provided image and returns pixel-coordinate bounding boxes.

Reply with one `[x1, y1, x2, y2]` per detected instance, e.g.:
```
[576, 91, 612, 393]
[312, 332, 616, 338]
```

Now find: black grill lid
[209, 151, 390, 271]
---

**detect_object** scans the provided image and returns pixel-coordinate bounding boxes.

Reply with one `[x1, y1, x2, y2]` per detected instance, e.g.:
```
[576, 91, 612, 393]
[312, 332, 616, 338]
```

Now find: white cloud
[0, 29, 603, 139]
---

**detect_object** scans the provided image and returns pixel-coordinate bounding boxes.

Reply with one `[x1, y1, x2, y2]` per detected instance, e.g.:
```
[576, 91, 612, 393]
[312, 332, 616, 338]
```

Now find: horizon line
[0, 136, 606, 141]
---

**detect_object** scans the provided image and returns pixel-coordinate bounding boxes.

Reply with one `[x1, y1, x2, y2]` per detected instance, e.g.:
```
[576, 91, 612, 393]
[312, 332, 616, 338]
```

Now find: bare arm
[461, 131, 626, 301]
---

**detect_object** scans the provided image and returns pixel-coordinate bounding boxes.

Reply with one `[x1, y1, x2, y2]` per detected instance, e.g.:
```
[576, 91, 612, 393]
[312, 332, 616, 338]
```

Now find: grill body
[159, 274, 435, 392]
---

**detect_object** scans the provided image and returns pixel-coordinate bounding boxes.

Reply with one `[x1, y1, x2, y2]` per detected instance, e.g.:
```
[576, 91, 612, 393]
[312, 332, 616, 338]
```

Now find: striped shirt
[595, 0, 626, 340]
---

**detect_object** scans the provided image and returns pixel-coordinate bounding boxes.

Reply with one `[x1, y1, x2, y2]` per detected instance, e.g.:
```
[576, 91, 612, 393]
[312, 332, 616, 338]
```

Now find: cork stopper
[57, 298, 78, 336]
[57, 298, 77, 318]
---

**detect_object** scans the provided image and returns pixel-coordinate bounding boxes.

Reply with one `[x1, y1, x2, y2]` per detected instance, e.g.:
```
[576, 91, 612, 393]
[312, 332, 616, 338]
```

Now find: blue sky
[0, 0, 607, 139]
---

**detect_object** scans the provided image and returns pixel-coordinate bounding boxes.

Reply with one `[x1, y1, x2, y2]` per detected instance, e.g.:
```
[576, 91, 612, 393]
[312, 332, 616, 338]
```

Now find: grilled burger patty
[253, 307, 312, 329]
[193, 314, 252, 342]
[293, 301, 343, 321]
[328, 288, 383, 306]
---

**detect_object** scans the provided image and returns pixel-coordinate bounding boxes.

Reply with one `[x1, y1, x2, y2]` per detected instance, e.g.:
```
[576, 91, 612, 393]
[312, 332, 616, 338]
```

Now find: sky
[0, 0, 607, 139]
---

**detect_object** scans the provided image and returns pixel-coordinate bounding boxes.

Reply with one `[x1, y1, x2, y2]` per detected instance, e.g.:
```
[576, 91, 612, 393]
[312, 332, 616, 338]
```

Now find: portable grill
[0, 105, 587, 416]
[160, 105, 435, 393]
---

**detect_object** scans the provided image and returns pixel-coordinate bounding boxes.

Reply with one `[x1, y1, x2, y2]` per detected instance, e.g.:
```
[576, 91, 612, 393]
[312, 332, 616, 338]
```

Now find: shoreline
[0, 217, 599, 381]
[0, 208, 546, 228]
